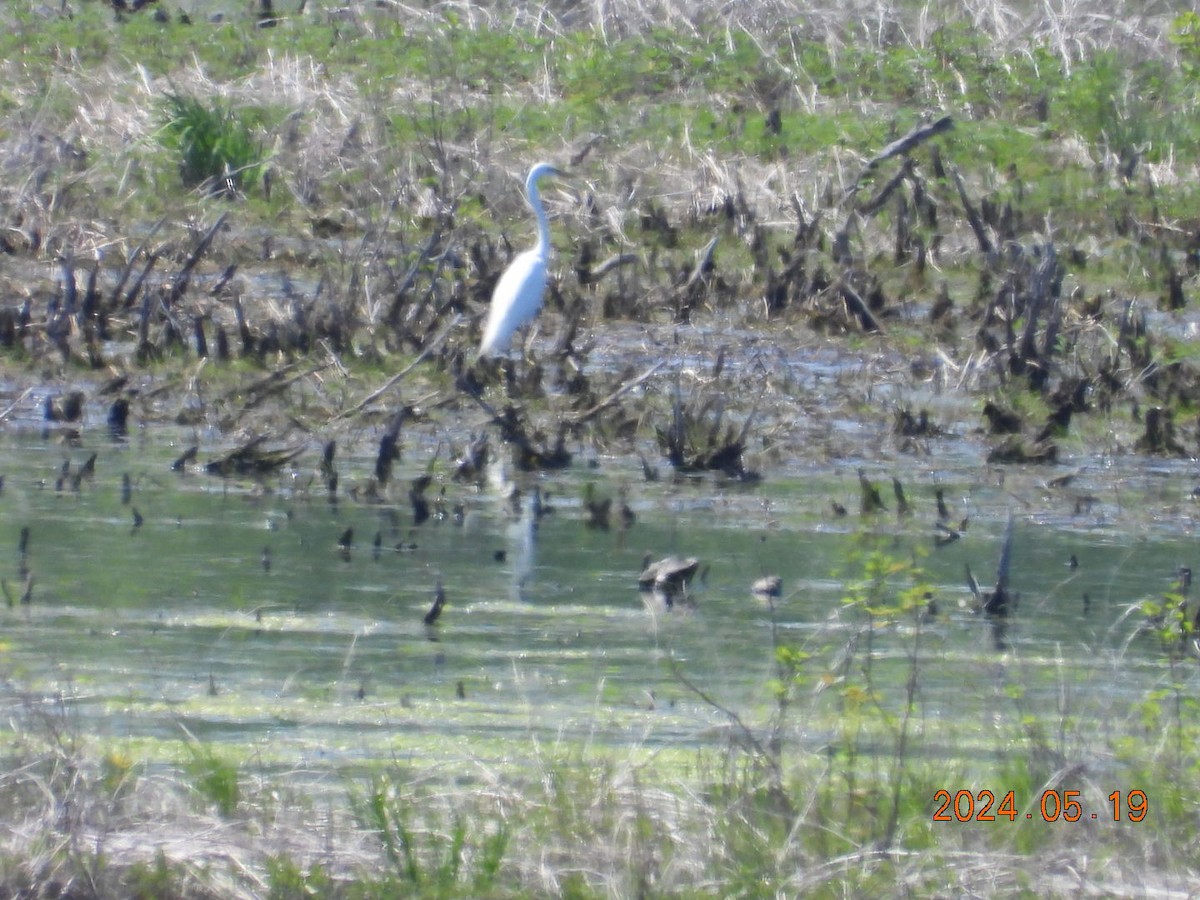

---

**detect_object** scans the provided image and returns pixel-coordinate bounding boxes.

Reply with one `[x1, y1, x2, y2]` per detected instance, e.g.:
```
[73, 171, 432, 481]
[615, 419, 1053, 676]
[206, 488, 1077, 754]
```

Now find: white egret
[478, 162, 565, 357]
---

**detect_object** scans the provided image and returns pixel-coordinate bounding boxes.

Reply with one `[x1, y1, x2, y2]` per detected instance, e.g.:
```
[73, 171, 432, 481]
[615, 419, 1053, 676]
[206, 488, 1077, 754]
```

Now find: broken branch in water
[568, 361, 666, 425]
[338, 314, 462, 420]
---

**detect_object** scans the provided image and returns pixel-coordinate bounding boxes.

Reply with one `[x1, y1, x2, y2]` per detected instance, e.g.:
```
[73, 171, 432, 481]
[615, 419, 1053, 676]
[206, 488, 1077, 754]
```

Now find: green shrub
[158, 92, 265, 197]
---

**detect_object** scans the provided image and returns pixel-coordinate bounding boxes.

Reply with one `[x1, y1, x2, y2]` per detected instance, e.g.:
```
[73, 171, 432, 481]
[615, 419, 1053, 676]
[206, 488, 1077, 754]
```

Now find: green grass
[1, 646, 1197, 896]
[157, 93, 267, 196]
[182, 742, 241, 818]
[4, 0, 1197, 270]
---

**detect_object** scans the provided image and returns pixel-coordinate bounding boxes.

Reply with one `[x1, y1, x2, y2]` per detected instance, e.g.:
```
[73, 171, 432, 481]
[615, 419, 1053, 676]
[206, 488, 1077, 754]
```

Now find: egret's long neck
[527, 177, 551, 258]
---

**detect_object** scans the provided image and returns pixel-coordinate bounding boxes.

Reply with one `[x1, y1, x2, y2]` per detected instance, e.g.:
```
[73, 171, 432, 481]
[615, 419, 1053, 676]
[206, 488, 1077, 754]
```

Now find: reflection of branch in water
[965, 515, 1018, 650]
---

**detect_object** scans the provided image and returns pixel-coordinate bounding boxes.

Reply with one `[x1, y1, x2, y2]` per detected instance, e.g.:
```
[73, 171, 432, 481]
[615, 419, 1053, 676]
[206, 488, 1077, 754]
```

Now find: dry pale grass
[0, 0, 1184, 247]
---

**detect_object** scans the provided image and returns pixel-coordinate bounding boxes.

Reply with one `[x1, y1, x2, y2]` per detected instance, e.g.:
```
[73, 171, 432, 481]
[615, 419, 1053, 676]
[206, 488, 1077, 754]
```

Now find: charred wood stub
[424, 579, 446, 627]
[672, 237, 719, 323]
[761, 244, 825, 319]
[1050, 377, 1092, 416]
[0, 307, 19, 349]
[639, 202, 679, 248]
[975, 243, 1064, 393]
[375, 409, 408, 486]
[320, 439, 338, 497]
[501, 357, 545, 400]
[986, 435, 1057, 465]
[982, 401, 1022, 436]
[965, 516, 1017, 635]
[194, 317, 209, 357]
[894, 407, 938, 437]
[461, 380, 570, 472]
[929, 282, 954, 325]
[44, 391, 85, 423]
[655, 392, 758, 482]
[801, 259, 881, 334]
[951, 164, 996, 260]
[171, 445, 198, 472]
[583, 483, 611, 530]
[453, 433, 489, 483]
[234, 297, 256, 358]
[204, 437, 304, 478]
[107, 398, 130, 439]
[984, 582, 1013, 617]
[1034, 402, 1073, 443]
[257, 0, 278, 27]
[493, 405, 571, 471]
[858, 468, 886, 515]
[410, 474, 432, 526]
[1136, 407, 1188, 457]
[892, 477, 911, 518]
[1164, 267, 1186, 311]
[1118, 300, 1151, 371]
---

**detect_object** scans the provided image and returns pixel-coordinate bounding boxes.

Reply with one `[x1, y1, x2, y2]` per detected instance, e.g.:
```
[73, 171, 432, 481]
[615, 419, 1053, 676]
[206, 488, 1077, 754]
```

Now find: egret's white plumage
[479, 162, 563, 357]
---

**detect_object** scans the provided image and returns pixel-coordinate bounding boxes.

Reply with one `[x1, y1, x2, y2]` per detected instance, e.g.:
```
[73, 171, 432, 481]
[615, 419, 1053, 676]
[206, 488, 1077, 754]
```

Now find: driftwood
[204, 436, 305, 478]
[858, 158, 915, 216]
[221, 360, 331, 427]
[588, 253, 640, 282]
[864, 115, 954, 173]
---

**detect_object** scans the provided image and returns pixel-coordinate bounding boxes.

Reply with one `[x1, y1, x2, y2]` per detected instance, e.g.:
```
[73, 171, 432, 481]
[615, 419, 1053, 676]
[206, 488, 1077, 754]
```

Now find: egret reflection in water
[509, 485, 542, 600]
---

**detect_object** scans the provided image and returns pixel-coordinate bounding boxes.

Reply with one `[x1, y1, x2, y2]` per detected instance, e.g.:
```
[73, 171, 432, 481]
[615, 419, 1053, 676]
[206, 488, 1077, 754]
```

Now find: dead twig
[222, 361, 332, 426]
[0, 387, 35, 422]
[568, 360, 666, 425]
[338, 314, 462, 420]
[838, 280, 884, 333]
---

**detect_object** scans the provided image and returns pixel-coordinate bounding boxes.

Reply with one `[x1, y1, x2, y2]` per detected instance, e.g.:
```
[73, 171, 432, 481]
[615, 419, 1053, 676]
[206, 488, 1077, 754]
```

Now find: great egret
[479, 162, 565, 357]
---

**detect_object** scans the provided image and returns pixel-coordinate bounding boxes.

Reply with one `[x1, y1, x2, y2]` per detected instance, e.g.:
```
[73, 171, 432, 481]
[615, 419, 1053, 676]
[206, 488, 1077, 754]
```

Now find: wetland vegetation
[2, 0, 1200, 895]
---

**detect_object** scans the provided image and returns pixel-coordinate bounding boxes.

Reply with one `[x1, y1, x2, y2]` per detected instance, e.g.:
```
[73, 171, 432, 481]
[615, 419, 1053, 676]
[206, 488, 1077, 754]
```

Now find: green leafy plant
[1171, 11, 1200, 77]
[158, 92, 265, 197]
[182, 743, 240, 818]
[266, 855, 335, 899]
[352, 777, 510, 895]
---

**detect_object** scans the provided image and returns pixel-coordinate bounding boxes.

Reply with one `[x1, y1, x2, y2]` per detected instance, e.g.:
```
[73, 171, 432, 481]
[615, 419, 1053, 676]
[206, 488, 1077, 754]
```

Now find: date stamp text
[932, 789, 1146, 822]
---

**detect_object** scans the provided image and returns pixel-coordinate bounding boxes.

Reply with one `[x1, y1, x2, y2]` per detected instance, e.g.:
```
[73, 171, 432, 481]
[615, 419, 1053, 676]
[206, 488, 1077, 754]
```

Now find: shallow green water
[0, 426, 1195, 781]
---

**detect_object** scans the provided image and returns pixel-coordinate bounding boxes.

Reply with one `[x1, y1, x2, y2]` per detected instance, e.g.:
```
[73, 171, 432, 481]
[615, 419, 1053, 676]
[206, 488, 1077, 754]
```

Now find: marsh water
[0, 417, 1197, 782]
